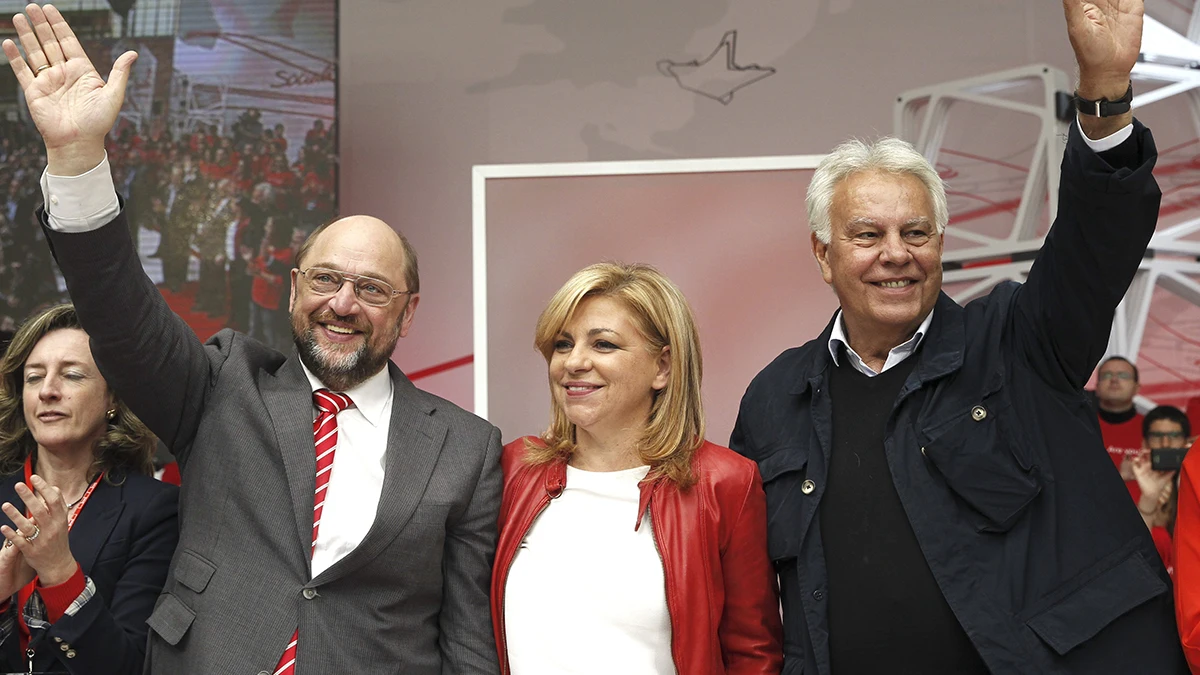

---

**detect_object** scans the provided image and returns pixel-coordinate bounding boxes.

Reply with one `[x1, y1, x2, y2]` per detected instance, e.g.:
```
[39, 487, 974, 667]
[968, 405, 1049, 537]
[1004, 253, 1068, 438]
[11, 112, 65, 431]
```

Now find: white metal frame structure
[894, 63, 1071, 304]
[471, 154, 824, 418]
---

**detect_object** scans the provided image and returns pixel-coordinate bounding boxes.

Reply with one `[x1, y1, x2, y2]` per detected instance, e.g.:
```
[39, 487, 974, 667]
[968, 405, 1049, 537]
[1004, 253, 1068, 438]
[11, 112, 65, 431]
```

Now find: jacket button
[258, 671, 271, 675]
[65, 649, 76, 658]
[302, 588, 317, 600]
[801, 479, 816, 495]
[53, 637, 62, 643]
[920, 446, 927, 457]
[971, 405, 987, 421]
[812, 589, 825, 601]
[60, 644, 69, 651]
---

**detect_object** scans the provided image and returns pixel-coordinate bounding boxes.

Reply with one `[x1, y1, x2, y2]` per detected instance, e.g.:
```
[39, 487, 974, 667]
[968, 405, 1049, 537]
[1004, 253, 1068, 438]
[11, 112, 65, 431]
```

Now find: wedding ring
[23, 525, 39, 542]
[34, 64, 50, 75]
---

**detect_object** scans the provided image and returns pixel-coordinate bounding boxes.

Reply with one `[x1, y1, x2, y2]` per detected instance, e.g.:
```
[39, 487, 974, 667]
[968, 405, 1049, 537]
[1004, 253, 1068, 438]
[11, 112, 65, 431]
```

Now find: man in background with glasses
[2, 4, 501, 674]
[1095, 356, 1146, 503]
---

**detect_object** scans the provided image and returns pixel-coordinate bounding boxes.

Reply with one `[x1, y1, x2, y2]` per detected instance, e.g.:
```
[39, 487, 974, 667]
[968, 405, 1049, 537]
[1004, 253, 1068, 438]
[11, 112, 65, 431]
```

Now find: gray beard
[293, 324, 396, 392]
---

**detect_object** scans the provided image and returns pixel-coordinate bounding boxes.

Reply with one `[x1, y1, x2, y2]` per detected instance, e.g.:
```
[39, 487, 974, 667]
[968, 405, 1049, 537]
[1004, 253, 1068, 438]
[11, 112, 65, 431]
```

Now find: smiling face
[289, 217, 420, 391]
[22, 328, 113, 457]
[548, 296, 670, 450]
[813, 169, 943, 346]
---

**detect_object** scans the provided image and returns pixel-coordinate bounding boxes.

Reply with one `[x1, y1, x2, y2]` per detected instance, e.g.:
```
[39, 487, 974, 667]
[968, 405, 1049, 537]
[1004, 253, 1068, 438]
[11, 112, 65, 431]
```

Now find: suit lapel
[67, 479, 124, 573]
[311, 364, 446, 585]
[260, 356, 320, 565]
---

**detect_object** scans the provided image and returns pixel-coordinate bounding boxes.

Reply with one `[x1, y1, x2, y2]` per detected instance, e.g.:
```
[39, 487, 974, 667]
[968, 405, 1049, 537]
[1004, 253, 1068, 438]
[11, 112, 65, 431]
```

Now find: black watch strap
[1073, 83, 1133, 117]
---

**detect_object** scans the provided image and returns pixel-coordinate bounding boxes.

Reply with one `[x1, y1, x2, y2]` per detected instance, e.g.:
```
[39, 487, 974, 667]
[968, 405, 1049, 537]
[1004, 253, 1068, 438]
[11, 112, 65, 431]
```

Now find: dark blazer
[41, 209, 503, 675]
[731, 120, 1188, 675]
[0, 472, 178, 675]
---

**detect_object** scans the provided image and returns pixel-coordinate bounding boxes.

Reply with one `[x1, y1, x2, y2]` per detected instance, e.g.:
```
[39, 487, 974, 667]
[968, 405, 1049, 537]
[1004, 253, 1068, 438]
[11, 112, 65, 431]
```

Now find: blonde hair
[530, 262, 704, 488]
[0, 305, 156, 478]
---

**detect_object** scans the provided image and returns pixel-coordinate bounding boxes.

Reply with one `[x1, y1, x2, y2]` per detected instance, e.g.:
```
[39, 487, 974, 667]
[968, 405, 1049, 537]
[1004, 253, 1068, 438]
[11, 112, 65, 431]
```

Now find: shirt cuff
[40, 155, 121, 232]
[1077, 117, 1133, 153]
[36, 564, 86, 623]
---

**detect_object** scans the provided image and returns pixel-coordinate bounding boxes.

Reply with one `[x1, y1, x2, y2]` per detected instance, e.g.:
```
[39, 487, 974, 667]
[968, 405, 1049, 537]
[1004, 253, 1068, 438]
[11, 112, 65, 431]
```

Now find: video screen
[0, 0, 338, 348]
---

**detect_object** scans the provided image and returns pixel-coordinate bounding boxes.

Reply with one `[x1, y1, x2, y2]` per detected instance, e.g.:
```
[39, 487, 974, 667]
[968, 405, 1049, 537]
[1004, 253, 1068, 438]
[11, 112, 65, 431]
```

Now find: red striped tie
[274, 389, 354, 675]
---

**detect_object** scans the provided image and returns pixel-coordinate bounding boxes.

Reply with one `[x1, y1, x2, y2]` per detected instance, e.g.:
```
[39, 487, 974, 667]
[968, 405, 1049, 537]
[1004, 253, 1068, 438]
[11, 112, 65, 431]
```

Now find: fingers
[0, 525, 30, 554]
[1, 501, 36, 539]
[13, 11, 47, 73]
[1, 39, 34, 90]
[43, 5, 85, 62]
[107, 50, 138, 98]
[24, 476, 63, 521]
[26, 4, 63, 67]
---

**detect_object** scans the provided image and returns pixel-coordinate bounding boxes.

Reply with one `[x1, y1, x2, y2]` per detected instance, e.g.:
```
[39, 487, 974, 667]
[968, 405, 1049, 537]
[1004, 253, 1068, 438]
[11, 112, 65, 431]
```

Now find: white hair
[806, 137, 949, 244]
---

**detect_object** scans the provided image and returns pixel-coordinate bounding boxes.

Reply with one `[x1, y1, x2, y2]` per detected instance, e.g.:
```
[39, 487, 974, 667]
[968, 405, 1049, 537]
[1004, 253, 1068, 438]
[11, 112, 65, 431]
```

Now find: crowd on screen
[0, 109, 338, 350]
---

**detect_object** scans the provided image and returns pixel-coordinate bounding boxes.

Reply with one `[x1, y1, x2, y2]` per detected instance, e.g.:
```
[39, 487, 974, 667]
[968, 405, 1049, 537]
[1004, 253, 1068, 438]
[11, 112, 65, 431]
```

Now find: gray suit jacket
[42, 209, 503, 675]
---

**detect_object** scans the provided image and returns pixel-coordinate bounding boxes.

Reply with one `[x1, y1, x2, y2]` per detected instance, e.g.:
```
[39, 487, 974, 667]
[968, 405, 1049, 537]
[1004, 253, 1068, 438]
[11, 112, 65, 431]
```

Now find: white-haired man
[731, 1, 1187, 673]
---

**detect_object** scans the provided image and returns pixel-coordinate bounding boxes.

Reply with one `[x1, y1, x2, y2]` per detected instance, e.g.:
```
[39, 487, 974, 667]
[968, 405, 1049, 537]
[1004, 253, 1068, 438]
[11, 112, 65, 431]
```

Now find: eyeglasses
[1098, 371, 1135, 382]
[1147, 431, 1186, 441]
[299, 267, 413, 307]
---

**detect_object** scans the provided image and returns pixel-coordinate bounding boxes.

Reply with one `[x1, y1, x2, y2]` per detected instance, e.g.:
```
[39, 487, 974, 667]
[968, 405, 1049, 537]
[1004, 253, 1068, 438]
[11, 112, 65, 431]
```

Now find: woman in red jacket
[492, 262, 782, 675]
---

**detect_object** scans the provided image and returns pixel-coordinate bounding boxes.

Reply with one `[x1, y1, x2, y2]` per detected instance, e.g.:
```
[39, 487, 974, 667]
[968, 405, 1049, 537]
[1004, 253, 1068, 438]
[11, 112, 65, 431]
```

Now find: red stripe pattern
[274, 388, 354, 675]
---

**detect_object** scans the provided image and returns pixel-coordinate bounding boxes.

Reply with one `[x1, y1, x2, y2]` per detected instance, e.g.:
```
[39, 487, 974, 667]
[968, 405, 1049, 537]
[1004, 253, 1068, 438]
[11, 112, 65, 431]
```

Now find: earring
[105, 408, 117, 421]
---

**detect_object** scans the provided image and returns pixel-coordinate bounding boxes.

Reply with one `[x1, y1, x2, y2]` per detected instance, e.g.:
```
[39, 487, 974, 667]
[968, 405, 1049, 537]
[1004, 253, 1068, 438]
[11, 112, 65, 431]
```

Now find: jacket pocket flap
[758, 451, 807, 483]
[1026, 552, 1166, 656]
[174, 549, 216, 593]
[147, 593, 195, 647]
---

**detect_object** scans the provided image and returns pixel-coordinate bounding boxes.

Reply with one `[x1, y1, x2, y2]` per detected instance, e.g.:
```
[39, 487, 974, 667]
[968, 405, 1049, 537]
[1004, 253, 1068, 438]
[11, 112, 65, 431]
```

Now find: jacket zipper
[500, 493, 552, 675]
[26, 647, 33, 675]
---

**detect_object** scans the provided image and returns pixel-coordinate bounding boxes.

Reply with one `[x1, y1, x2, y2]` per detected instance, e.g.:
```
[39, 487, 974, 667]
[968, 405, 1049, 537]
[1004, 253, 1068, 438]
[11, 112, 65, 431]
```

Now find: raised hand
[1, 3, 136, 175]
[1063, 0, 1142, 137]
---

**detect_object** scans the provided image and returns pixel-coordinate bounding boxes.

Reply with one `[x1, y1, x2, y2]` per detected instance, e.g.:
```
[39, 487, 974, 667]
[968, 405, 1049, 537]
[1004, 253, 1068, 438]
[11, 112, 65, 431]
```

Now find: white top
[504, 464, 676, 675]
[828, 307, 935, 377]
[299, 361, 393, 577]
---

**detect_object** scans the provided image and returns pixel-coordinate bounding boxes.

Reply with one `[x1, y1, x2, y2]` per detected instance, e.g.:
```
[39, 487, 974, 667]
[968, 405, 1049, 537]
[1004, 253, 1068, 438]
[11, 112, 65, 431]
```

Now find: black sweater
[821, 352, 989, 674]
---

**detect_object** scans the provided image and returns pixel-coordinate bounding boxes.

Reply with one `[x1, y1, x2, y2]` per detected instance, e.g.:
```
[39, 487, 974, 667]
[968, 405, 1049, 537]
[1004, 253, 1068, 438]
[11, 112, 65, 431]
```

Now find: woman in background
[0, 304, 178, 674]
[492, 262, 782, 675]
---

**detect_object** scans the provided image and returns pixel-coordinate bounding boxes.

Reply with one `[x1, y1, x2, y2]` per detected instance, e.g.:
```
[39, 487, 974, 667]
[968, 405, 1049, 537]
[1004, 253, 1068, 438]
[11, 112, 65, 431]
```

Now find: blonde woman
[491, 262, 782, 675]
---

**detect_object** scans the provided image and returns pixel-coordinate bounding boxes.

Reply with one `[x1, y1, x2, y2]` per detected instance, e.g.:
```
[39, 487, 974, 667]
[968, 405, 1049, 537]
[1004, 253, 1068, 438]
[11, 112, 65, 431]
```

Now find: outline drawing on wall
[657, 30, 775, 104]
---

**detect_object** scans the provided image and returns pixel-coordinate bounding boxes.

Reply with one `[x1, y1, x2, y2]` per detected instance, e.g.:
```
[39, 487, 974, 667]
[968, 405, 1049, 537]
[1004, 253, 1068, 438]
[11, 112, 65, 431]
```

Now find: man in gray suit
[3, 4, 501, 674]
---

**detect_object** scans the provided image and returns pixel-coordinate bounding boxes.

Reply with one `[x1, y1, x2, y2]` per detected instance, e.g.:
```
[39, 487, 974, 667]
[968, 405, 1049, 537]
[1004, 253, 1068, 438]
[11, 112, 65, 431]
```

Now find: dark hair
[1100, 356, 1139, 383]
[1143, 405, 1191, 440]
[0, 305, 156, 478]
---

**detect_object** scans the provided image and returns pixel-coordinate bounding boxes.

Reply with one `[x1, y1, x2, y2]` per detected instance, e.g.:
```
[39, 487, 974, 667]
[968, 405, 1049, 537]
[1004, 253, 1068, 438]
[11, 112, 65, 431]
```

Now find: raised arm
[3, 4, 218, 457]
[1013, 0, 1158, 391]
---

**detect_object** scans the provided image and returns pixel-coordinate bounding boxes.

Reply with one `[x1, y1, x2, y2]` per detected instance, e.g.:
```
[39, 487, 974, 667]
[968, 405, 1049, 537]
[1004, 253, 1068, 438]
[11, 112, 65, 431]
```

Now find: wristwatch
[1073, 83, 1133, 117]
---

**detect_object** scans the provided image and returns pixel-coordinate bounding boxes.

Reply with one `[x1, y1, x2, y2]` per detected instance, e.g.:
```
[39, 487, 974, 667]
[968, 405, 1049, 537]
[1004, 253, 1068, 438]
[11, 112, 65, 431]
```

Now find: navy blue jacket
[731, 121, 1188, 674]
[0, 472, 178, 675]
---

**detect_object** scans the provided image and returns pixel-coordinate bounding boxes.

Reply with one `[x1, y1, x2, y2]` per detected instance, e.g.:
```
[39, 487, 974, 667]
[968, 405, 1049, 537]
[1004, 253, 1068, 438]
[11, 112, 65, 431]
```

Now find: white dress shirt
[299, 361, 393, 576]
[828, 307, 935, 377]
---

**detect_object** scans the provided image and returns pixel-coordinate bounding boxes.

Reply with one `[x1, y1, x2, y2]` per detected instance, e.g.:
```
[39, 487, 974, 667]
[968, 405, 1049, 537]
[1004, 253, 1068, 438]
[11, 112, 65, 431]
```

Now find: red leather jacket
[492, 437, 783, 675]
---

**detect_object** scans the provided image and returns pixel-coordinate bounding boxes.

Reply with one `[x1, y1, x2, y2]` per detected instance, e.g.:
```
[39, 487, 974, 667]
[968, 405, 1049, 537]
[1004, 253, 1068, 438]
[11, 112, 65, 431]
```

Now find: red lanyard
[22, 456, 103, 530]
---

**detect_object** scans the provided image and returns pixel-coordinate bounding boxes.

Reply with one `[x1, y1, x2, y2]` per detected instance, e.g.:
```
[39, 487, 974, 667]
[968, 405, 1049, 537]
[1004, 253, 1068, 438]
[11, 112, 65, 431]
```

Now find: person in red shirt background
[1129, 406, 1189, 578]
[1096, 356, 1144, 502]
